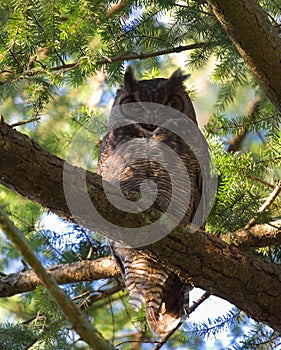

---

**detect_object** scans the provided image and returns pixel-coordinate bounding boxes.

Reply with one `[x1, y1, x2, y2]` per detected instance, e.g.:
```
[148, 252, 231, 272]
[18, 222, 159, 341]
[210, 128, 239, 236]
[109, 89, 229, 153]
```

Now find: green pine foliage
[0, 322, 39, 350]
[205, 135, 279, 234]
[0, 0, 280, 349]
[186, 308, 244, 341]
[230, 322, 281, 350]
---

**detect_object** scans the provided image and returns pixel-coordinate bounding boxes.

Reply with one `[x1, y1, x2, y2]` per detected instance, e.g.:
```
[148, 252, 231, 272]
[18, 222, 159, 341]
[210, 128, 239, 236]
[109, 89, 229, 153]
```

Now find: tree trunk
[207, 0, 281, 113]
[1, 120, 281, 331]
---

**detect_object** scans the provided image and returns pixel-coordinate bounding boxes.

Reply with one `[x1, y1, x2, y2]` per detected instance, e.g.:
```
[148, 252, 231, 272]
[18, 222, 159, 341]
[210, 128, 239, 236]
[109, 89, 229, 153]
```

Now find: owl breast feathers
[97, 66, 202, 335]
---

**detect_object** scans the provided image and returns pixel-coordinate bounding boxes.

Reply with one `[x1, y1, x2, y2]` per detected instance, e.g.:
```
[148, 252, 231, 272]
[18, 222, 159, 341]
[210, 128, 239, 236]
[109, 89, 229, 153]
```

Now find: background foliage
[0, 0, 280, 349]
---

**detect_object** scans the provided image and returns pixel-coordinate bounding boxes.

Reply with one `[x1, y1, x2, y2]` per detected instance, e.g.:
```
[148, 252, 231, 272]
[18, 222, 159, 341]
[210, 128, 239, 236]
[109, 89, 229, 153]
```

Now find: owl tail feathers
[127, 291, 183, 334]
[126, 274, 191, 335]
[146, 305, 182, 335]
[145, 282, 191, 335]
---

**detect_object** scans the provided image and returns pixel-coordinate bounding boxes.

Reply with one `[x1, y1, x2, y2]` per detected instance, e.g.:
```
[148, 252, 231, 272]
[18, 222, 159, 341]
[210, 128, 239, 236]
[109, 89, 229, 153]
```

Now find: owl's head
[113, 66, 197, 124]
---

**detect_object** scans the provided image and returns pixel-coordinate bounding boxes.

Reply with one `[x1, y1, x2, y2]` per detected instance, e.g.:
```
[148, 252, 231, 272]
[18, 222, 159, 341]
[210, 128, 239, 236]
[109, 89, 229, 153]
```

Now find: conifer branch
[97, 43, 205, 64]
[227, 96, 260, 152]
[0, 206, 114, 350]
[48, 43, 204, 71]
[10, 117, 41, 128]
[222, 222, 281, 249]
[1, 224, 280, 298]
[0, 43, 204, 84]
[244, 175, 275, 189]
[244, 180, 281, 229]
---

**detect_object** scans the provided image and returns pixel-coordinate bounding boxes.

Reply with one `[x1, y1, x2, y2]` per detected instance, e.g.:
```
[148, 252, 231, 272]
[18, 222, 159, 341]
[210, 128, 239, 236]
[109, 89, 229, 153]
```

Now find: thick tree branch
[1, 224, 280, 299]
[222, 223, 281, 250]
[1, 121, 281, 332]
[0, 257, 119, 298]
[206, 0, 281, 113]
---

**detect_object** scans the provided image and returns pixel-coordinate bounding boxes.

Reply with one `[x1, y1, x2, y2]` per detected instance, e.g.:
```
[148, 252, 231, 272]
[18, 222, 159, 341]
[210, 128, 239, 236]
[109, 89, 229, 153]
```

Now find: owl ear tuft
[167, 69, 191, 88]
[124, 66, 138, 93]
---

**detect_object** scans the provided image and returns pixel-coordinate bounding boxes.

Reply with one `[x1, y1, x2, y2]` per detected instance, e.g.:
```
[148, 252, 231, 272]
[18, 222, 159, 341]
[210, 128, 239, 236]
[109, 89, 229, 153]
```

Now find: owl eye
[166, 95, 184, 111]
[120, 96, 136, 104]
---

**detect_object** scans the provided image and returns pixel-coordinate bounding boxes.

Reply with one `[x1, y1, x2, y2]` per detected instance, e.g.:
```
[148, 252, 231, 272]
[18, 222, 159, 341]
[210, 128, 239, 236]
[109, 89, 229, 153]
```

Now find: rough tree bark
[1, 120, 281, 332]
[0, 224, 280, 298]
[0, 257, 119, 297]
[206, 0, 281, 113]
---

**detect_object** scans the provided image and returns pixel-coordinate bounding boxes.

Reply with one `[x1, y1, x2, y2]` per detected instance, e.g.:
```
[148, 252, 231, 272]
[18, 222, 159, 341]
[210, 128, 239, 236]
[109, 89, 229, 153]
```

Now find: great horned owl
[97, 66, 202, 335]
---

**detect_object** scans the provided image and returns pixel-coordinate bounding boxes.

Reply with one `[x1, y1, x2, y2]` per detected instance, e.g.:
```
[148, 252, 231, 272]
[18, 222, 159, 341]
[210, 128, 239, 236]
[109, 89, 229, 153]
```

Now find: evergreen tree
[0, 0, 280, 349]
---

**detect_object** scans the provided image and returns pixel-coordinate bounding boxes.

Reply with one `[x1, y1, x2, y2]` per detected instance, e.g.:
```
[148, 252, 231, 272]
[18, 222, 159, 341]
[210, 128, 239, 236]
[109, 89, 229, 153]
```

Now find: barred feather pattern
[111, 243, 192, 334]
[98, 67, 202, 335]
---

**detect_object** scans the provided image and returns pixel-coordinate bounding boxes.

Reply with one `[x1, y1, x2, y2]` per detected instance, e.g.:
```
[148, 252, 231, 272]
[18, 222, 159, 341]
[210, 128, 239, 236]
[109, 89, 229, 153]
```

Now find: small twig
[227, 96, 260, 152]
[10, 117, 41, 128]
[245, 174, 275, 189]
[154, 291, 212, 350]
[106, 0, 130, 17]
[244, 180, 281, 229]
[49, 60, 82, 71]
[115, 339, 158, 348]
[189, 291, 213, 314]
[85, 282, 125, 308]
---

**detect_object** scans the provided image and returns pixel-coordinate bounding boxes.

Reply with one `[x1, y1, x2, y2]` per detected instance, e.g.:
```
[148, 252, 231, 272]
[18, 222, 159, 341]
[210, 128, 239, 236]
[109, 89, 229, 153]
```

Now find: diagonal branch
[1, 121, 281, 332]
[244, 180, 281, 230]
[95, 43, 205, 65]
[46, 44, 205, 71]
[0, 205, 114, 350]
[227, 96, 261, 152]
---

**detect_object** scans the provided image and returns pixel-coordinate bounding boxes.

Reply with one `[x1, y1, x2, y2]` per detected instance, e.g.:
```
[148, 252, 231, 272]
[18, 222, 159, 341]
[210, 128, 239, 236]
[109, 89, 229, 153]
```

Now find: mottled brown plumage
[97, 66, 202, 335]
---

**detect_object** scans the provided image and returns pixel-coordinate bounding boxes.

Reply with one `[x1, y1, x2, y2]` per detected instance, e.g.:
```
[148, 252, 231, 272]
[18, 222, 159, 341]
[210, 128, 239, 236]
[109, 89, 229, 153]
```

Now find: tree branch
[95, 43, 204, 65]
[0, 257, 119, 298]
[0, 205, 114, 350]
[1, 223, 280, 300]
[106, 0, 130, 18]
[1, 121, 281, 332]
[206, 0, 281, 113]
[18, 44, 205, 75]
[0, 43, 204, 86]
[244, 180, 281, 229]
[221, 222, 281, 250]
[227, 96, 260, 152]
